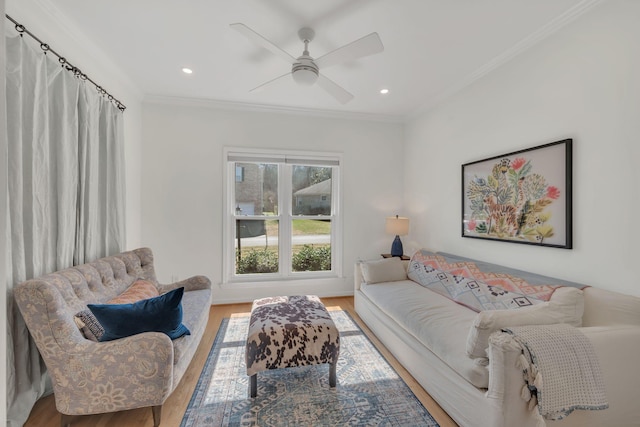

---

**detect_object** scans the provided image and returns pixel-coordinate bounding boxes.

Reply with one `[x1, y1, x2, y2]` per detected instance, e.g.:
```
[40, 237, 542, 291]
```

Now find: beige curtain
[5, 26, 125, 426]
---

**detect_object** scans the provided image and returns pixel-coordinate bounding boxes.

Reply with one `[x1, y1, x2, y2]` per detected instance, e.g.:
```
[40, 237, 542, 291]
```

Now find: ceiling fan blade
[249, 72, 292, 93]
[315, 32, 384, 69]
[230, 23, 296, 64]
[316, 74, 354, 104]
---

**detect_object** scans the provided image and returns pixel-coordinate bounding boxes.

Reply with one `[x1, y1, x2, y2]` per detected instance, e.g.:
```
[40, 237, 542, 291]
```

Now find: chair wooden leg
[151, 405, 162, 427]
[60, 413, 73, 427]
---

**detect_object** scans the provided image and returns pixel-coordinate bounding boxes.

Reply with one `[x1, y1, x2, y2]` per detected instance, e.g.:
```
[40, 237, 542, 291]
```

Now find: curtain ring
[8, 16, 127, 112]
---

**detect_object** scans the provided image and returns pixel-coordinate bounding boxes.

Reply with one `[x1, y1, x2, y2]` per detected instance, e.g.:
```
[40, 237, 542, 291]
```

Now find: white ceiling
[12, 0, 601, 120]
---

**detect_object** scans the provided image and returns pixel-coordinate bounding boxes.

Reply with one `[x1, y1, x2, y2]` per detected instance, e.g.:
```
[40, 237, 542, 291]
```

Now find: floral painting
[462, 139, 572, 249]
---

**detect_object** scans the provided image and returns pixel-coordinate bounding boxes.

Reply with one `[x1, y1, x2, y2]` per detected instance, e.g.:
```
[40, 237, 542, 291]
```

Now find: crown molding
[144, 95, 406, 124]
[408, 0, 605, 121]
[9, 0, 604, 123]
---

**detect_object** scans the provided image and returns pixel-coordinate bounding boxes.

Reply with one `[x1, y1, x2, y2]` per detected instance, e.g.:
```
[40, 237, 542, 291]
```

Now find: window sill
[220, 274, 343, 289]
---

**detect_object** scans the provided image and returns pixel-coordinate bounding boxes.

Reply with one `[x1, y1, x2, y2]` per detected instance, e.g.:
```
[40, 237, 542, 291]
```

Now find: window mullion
[224, 160, 234, 280]
[280, 163, 292, 276]
[331, 165, 339, 275]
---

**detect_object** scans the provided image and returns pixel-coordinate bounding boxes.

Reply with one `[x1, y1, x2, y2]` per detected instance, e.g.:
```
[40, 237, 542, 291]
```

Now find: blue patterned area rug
[181, 310, 439, 426]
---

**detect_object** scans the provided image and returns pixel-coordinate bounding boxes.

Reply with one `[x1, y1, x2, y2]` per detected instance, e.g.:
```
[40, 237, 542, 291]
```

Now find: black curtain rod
[5, 14, 126, 112]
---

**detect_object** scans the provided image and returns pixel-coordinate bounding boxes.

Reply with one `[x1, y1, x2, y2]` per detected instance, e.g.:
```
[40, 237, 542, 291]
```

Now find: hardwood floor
[24, 297, 458, 427]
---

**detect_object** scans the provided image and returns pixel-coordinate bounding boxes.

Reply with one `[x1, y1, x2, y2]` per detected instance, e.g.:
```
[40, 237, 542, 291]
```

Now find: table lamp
[385, 215, 409, 257]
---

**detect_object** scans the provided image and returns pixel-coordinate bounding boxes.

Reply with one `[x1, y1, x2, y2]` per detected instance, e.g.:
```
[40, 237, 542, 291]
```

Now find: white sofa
[354, 251, 640, 427]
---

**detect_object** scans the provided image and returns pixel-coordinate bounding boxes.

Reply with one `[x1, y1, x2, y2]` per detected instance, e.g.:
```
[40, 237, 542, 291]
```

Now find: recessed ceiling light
[182, 68, 193, 74]
[379, 88, 389, 94]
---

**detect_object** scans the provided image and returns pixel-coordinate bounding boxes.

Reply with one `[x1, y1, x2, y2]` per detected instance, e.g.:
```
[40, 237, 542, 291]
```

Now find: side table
[381, 253, 410, 260]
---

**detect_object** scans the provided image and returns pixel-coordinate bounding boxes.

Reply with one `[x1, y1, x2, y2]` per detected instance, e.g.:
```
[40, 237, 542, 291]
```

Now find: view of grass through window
[236, 220, 331, 274]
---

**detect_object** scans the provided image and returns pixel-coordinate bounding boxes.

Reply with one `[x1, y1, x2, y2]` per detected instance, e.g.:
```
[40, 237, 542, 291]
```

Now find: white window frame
[222, 147, 343, 284]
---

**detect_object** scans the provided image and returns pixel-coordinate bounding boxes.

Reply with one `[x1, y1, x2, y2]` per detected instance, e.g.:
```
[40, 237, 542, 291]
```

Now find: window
[224, 148, 341, 282]
[235, 166, 245, 182]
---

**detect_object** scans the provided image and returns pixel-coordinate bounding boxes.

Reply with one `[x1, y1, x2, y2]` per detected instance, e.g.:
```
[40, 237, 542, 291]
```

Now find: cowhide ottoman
[245, 295, 340, 398]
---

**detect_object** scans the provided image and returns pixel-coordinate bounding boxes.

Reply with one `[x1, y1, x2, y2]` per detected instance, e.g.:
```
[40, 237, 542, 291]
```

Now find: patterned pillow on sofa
[108, 279, 159, 304]
[74, 309, 106, 341]
[74, 279, 160, 341]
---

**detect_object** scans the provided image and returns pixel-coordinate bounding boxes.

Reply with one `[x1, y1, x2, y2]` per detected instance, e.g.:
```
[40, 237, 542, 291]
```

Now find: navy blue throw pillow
[88, 287, 191, 342]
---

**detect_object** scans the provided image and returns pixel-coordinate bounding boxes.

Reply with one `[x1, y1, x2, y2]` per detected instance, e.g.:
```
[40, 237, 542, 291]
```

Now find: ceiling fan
[230, 23, 384, 104]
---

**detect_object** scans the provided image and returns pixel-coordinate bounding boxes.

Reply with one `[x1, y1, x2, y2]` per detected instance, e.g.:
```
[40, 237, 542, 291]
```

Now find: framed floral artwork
[462, 139, 572, 249]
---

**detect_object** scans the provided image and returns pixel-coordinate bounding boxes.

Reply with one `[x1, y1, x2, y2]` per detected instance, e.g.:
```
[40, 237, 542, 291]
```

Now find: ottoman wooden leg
[329, 362, 337, 388]
[249, 374, 257, 398]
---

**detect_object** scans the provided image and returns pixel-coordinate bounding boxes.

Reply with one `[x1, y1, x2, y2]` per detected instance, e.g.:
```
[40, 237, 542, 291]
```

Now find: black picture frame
[461, 139, 572, 249]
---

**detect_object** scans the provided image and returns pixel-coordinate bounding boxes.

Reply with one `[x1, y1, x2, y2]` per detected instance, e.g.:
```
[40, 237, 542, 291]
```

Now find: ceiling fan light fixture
[292, 65, 319, 86]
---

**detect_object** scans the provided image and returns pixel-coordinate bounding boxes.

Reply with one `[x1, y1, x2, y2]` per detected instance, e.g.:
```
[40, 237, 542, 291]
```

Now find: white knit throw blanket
[503, 324, 608, 421]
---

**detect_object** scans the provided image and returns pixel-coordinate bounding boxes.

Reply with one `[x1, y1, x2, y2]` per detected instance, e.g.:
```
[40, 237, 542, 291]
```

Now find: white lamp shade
[385, 216, 409, 236]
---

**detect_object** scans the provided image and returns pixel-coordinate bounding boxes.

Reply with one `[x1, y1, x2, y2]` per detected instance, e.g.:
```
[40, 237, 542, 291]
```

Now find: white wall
[6, 0, 144, 248]
[404, 1, 640, 296]
[142, 102, 404, 303]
